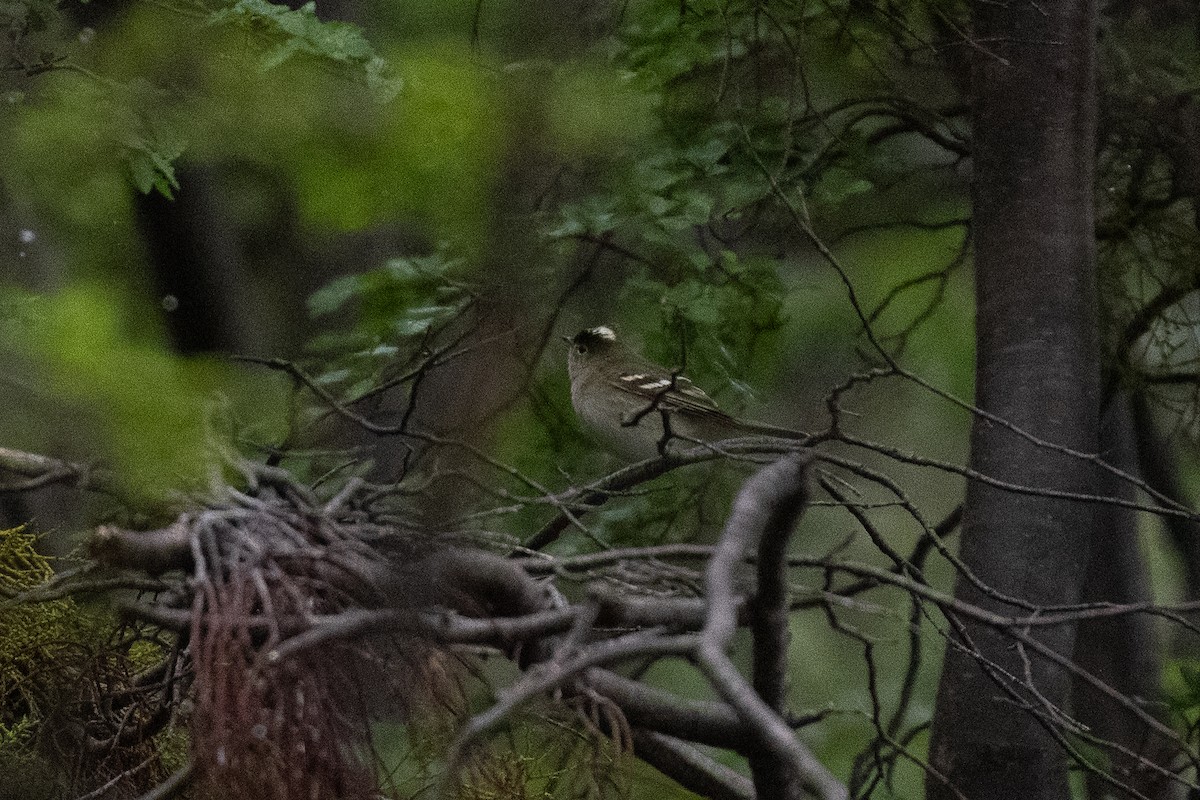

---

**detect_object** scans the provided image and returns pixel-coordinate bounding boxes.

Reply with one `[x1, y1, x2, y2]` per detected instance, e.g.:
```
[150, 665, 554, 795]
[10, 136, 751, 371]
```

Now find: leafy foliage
[3, 0, 402, 208]
[310, 251, 471, 340]
[1165, 658, 1200, 732]
[1095, 10, 1200, 433]
[2, 0, 71, 80]
[125, 125, 185, 199]
[206, 0, 401, 99]
[304, 249, 473, 414]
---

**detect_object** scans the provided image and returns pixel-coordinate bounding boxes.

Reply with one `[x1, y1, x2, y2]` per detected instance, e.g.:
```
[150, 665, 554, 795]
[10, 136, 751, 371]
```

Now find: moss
[0, 529, 86, 797]
[0, 528, 90, 727]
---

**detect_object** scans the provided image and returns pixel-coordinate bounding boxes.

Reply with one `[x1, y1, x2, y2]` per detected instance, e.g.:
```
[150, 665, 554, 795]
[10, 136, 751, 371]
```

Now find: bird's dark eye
[575, 344, 588, 355]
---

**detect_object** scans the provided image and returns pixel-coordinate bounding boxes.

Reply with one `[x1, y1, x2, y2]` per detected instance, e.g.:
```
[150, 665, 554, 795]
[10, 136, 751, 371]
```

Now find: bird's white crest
[590, 326, 616, 341]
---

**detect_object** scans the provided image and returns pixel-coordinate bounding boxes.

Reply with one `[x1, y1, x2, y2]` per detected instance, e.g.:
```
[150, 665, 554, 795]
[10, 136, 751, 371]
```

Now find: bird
[564, 325, 806, 461]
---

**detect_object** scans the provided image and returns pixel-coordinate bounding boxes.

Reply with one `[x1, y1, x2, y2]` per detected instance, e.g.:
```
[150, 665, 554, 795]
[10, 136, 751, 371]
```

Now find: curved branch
[701, 453, 847, 800]
[0, 445, 127, 500]
[585, 669, 749, 749]
[630, 728, 755, 800]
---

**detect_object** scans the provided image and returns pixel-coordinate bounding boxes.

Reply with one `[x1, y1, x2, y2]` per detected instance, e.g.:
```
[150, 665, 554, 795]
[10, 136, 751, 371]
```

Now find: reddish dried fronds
[183, 493, 456, 800]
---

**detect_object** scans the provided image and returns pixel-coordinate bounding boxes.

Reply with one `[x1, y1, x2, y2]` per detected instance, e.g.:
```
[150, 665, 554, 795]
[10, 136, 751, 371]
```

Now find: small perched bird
[565, 325, 806, 461]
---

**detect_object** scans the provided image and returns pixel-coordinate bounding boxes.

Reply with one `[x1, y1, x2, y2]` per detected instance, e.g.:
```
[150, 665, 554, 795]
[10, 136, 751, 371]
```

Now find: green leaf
[308, 248, 470, 345]
[206, 0, 398, 97]
[548, 196, 618, 239]
[811, 167, 874, 207]
[684, 137, 729, 173]
[307, 275, 363, 317]
[124, 132, 184, 199]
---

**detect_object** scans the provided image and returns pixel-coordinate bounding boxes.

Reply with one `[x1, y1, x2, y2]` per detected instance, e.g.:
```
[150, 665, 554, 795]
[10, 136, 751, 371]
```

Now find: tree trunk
[1072, 396, 1166, 799]
[927, 0, 1099, 796]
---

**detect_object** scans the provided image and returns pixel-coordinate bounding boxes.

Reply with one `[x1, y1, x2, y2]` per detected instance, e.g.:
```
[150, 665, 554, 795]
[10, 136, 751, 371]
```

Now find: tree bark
[927, 0, 1099, 796]
[1072, 396, 1167, 799]
[1133, 393, 1200, 611]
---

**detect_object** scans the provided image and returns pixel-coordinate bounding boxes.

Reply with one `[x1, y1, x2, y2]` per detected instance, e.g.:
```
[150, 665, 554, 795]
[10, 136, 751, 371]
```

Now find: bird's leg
[656, 407, 675, 457]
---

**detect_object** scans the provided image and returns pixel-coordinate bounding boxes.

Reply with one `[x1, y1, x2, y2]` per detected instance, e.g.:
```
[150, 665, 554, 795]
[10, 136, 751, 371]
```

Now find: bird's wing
[609, 370, 728, 417]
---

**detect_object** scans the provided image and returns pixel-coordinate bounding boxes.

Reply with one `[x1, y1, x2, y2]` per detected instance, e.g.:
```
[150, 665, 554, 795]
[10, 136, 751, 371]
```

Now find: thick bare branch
[89, 522, 193, 575]
[0, 445, 127, 500]
[701, 453, 847, 800]
[585, 669, 750, 749]
[630, 728, 756, 800]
